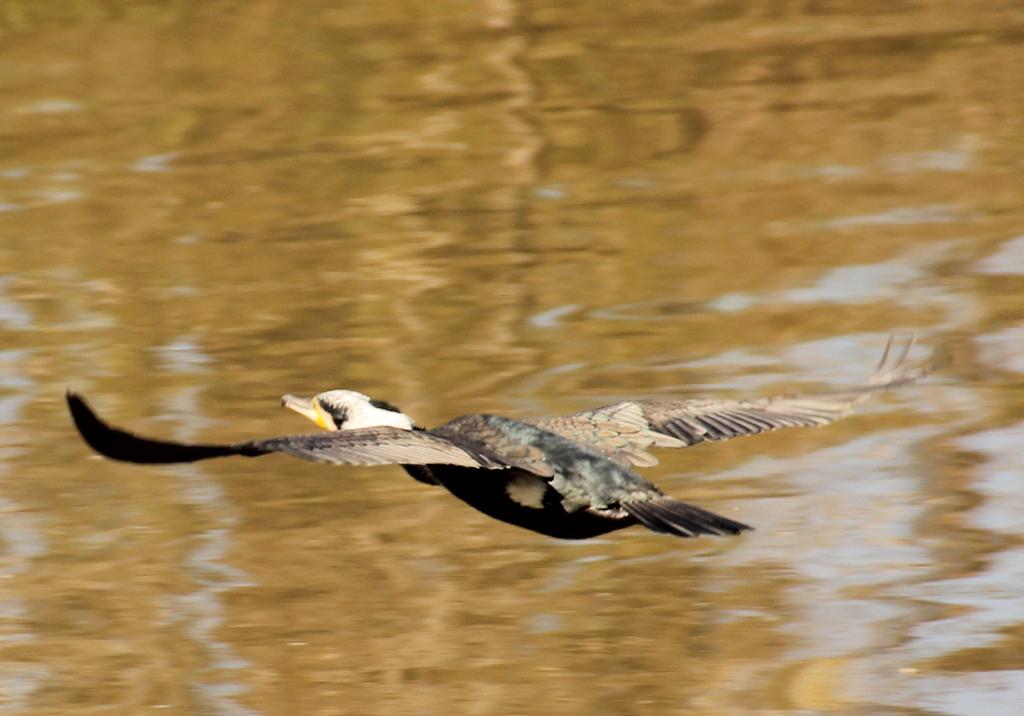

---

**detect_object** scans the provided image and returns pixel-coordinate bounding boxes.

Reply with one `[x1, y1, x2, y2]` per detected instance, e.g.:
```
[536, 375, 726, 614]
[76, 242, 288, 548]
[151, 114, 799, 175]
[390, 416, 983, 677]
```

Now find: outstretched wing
[529, 335, 930, 464]
[66, 392, 502, 469]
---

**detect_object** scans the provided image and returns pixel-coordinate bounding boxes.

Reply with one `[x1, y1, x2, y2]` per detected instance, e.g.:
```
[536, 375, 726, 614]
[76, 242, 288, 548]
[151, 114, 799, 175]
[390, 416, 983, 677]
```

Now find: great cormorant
[66, 336, 928, 540]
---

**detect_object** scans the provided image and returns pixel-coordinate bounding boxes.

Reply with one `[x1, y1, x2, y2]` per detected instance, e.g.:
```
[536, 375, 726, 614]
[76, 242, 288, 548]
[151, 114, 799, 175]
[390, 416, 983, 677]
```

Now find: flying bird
[66, 336, 928, 540]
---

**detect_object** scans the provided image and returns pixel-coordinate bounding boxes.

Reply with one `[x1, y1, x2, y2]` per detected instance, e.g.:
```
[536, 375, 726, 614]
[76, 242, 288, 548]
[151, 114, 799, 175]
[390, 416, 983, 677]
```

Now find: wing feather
[254, 428, 502, 469]
[66, 392, 502, 469]
[529, 335, 930, 461]
[431, 414, 556, 477]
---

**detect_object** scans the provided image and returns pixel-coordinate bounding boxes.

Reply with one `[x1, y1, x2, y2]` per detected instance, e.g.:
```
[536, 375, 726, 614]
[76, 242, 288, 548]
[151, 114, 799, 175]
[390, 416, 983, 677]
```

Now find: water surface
[2, 2, 1024, 714]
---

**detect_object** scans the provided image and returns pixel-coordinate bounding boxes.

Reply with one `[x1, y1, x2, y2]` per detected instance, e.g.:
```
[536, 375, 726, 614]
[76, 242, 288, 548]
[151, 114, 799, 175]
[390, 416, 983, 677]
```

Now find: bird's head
[281, 390, 414, 431]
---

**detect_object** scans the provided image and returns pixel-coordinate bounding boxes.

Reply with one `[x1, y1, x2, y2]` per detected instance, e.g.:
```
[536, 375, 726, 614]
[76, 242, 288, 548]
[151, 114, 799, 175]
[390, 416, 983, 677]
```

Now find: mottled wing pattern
[527, 401, 685, 468]
[532, 335, 929, 456]
[632, 395, 861, 446]
[251, 428, 505, 469]
[431, 414, 557, 477]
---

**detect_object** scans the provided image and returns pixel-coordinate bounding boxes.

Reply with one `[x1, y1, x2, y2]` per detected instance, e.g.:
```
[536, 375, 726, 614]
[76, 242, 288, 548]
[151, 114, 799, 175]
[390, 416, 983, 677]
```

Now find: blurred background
[2, 2, 1023, 714]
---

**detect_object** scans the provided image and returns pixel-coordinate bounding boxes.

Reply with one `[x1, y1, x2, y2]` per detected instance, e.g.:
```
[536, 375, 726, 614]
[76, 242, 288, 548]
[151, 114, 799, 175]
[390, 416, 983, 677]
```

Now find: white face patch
[505, 474, 548, 509]
[314, 390, 414, 431]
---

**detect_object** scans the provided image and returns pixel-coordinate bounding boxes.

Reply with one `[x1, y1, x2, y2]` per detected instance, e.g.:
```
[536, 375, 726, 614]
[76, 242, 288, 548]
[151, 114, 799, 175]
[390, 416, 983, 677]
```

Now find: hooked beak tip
[281, 394, 314, 415]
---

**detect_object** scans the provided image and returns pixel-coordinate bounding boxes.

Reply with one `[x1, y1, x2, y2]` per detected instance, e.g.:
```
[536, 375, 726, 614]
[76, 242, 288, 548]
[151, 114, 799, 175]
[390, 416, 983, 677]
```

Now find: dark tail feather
[623, 497, 752, 538]
[66, 392, 259, 464]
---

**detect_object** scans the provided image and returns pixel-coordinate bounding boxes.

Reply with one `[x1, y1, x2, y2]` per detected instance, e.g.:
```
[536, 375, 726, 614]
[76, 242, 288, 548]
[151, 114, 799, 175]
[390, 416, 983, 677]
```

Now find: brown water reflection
[2, 1, 1024, 714]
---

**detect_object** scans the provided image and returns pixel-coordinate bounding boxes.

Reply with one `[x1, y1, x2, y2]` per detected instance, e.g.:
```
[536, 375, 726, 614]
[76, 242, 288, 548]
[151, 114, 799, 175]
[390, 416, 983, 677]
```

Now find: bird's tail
[623, 497, 751, 538]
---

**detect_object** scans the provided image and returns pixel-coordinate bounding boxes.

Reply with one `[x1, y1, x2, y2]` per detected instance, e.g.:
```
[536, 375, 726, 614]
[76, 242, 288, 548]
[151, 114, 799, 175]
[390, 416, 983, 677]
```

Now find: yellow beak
[281, 394, 335, 430]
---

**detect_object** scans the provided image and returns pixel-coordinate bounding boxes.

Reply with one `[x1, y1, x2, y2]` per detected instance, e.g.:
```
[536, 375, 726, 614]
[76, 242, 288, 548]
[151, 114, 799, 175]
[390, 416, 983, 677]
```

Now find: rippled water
[2, 2, 1024, 714]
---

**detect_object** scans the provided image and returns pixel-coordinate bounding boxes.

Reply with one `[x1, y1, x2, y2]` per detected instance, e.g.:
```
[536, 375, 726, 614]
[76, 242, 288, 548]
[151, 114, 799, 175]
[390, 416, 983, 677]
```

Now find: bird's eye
[317, 401, 347, 428]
